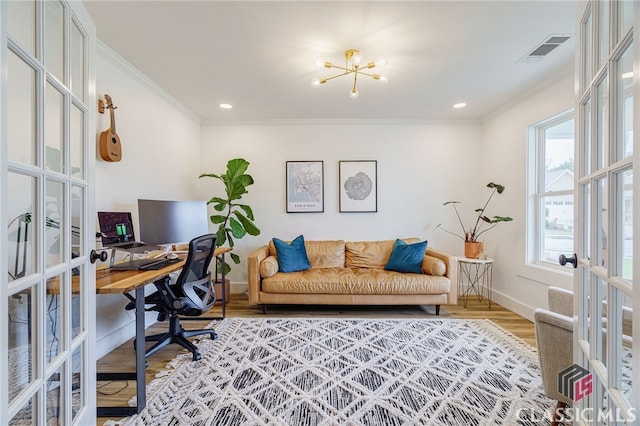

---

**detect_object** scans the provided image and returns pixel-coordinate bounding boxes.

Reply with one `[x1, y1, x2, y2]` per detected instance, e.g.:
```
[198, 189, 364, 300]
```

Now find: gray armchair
[534, 286, 633, 426]
[534, 287, 574, 426]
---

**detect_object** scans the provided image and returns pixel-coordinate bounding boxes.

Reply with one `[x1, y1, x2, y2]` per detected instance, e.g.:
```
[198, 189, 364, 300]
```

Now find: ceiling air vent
[519, 35, 571, 63]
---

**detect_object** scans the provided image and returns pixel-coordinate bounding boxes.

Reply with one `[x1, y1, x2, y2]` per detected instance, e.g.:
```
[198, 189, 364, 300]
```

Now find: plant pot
[464, 241, 483, 259]
[214, 279, 231, 306]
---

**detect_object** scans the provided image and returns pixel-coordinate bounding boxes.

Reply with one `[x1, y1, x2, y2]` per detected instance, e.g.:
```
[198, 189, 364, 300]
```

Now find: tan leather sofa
[247, 238, 458, 314]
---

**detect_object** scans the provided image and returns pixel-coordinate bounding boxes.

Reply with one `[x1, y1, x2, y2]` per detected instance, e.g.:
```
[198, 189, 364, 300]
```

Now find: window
[528, 111, 575, 267]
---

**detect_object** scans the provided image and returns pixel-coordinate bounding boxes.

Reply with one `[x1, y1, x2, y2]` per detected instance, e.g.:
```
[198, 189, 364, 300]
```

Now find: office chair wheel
[193, 351, 202, 361]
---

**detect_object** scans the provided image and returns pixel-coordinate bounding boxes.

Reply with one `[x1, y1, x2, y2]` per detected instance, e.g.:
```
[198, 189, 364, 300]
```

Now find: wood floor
[96, 294, 535, 424]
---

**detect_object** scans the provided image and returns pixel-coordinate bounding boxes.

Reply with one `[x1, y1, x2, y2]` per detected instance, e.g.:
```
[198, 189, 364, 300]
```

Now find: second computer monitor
[138, 199, 209, 245]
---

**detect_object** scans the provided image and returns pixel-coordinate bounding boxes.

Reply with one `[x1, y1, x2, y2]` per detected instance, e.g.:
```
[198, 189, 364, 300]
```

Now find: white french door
[1, 1, 96, 424]
[574, 0, 637, 423]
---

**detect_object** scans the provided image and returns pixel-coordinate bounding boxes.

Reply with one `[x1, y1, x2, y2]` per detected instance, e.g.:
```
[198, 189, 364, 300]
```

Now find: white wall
[198, 120, 484, 285]
[481, 71, 575, 320]
[94, 43, 202, 358]
[93, 40, 575, 357]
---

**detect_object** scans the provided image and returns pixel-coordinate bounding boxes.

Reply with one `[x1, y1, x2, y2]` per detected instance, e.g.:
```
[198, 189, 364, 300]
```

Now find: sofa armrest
[247, 245, 270, 305]
[425, 248, 458, 304]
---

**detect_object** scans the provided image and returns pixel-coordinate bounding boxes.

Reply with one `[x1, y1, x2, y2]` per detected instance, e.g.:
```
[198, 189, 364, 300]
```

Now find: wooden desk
[96, 247, 230, 417]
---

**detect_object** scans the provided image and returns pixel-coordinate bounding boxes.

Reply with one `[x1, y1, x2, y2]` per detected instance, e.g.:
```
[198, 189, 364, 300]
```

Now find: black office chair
[134, 234, 219, 361]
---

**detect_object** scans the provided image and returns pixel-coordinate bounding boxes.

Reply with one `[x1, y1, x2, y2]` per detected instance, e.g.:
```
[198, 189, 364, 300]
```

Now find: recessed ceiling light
[453, 102, 467, 109]
[219, 103, 233, 109]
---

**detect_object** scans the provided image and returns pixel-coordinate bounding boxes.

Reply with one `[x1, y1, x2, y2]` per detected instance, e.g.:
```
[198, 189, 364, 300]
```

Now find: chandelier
[311, 49, 387, 99]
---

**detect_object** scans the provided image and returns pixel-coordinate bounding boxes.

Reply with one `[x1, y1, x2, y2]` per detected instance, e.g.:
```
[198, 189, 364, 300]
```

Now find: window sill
[516, 262, 573, 287]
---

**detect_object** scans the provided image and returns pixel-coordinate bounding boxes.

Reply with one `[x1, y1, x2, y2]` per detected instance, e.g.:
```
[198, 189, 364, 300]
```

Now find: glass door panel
[70, 19, 85, 102]
[8, 173, 37, 281]
[71, 346, 83, 420]
[7, 50, 36, 166]
[71, 185, 83, 258]
[9, 396, 36, 426]
[46, 275, 63, 364]
[616, 43, 633, 161]
[45, 179, 64, 268]
[618, 1, 634, 42]
[597, 1, 609, 69]
[596, 177, 608, 269]
[71, 266, 83, 340]
[46, 367, 63, 423]
[70, 103, 85, 179]
[581, 98, 592, 177]
[616, 169, 633, 281]
[44, 0, 64, 82]
[45, 83, 64, 174]
[582, 8, 593, 89]
[6, 0, 36, 56]
[595, 75, 609, 169]
[7, 285, 35, 403]
[580, 182, 592, 261]
[592, 278, 607, 363]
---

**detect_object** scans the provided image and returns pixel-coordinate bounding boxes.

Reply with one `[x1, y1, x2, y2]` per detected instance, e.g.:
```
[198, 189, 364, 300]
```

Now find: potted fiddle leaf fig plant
[199, 158, 261, 274]
[437, 182, 513, 258]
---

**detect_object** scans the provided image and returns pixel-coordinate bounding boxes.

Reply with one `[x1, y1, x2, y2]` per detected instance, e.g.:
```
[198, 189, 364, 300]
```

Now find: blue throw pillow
[384, 239, 427, 274]
[273, 235, 311, 273]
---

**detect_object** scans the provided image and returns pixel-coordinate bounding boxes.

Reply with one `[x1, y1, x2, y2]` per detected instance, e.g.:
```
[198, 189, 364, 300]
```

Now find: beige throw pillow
[259, 256, 279, 278]
[422, 255, 446, 276]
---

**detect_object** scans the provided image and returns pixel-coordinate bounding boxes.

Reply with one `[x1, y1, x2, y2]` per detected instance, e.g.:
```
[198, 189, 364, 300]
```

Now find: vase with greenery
[199, 158, 260, 273]
[437, 182, 513, 258]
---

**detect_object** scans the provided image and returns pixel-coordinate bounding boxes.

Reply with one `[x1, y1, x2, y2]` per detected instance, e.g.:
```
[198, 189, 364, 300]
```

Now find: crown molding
[201, 117, 482, 126]
[97, 40, 202, 124]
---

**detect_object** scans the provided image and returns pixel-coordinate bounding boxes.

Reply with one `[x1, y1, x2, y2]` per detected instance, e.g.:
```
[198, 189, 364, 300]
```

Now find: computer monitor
[97, 211, 136, 246]
[138, 199, 209, 245]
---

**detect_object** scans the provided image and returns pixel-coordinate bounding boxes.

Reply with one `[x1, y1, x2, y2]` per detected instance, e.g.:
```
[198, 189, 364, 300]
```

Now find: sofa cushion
[272, 235, 311, 273]
[345, 240, 395, 269]
[269, 240, 346, 268]
[304, 240, 345, 268]
[422, 255, 446, 276]
[261, 267, 450, 295]
[259, 255, 279, 278]
[385, 239, 427, 274]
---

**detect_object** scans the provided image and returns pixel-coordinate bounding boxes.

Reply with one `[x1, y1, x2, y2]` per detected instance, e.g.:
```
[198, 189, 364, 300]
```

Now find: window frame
[527, 109, 576, 270]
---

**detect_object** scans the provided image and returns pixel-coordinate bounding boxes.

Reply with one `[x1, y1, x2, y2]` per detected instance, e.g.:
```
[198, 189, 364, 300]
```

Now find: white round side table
[457, 256, 493, 308]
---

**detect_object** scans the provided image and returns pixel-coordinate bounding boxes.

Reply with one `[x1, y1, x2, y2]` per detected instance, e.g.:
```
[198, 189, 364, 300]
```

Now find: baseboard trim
[490, 289, 535, 322]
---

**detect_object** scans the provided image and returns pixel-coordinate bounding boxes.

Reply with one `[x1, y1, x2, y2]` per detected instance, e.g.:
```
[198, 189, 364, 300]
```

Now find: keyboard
[116, 242, 146, 249]
[137, 257, 181, 271]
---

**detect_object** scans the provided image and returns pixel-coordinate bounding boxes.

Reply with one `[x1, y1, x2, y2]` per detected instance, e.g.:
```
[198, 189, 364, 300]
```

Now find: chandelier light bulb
[376, 57, 388, 68]
[350, 89, 360, 100]
[311, 77, 321, 88]
[313, 59, 324, 69]
[352, 52, 362, 67]
[378, 75, 388, 84]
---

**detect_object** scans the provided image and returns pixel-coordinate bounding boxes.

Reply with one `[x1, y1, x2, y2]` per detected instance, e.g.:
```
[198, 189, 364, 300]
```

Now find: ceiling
[84, 1, 578, 122]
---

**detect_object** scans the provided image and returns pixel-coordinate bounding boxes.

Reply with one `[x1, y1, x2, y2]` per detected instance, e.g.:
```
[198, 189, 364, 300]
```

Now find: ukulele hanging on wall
[98, 94, 122, 162]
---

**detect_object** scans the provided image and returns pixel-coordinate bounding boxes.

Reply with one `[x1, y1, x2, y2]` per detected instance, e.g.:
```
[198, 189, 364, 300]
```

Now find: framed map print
[339, 160, 377, 213]
[286, 161, 324, 213]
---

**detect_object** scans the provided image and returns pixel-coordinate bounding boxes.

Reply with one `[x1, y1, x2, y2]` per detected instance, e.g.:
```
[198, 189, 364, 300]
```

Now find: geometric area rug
[117, 318, 553, 426]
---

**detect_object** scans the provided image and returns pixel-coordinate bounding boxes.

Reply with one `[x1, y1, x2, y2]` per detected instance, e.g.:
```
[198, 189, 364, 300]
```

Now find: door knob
[90, 249, 108, 264]
[559, 253, 578, 269]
